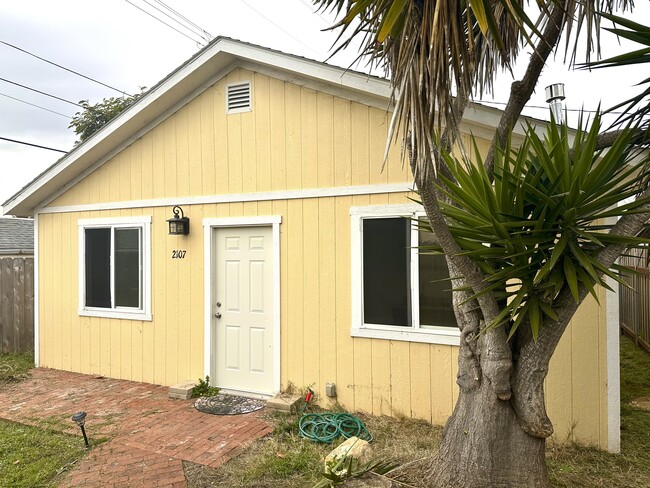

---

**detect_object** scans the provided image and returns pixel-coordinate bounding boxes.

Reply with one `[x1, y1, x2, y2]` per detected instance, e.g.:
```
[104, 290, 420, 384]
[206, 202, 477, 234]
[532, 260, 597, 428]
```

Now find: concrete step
[266, 393, 303, 413]
[168, 381, 195, 400]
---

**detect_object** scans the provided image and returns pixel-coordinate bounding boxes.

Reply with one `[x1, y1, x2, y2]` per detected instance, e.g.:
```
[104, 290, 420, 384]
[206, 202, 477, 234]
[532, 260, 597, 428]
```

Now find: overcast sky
[1, 0, 648, 214]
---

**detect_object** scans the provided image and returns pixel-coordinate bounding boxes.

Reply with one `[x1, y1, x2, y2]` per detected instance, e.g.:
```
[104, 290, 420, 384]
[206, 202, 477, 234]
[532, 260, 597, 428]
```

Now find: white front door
[214, 226, 274, 395]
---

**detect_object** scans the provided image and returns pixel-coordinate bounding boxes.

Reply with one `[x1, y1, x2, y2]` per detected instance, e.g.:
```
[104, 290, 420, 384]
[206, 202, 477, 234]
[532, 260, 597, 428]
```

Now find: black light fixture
[71, 411, 90, 448]
[167, 206, 190, 235]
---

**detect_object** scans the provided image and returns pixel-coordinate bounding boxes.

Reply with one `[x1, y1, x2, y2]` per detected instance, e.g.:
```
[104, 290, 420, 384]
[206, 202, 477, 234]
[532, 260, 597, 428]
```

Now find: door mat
[194, 394, 266, 415]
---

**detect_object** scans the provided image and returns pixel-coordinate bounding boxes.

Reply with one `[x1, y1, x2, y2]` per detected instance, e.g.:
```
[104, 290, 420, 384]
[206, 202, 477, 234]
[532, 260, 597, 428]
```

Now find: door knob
[215, 312, 222, 319]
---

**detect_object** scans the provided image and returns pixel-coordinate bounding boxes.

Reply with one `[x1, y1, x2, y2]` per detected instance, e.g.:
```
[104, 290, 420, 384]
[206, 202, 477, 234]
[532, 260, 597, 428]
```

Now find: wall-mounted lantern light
[71, 411, 90, 448]
[167, 206, 190, 235]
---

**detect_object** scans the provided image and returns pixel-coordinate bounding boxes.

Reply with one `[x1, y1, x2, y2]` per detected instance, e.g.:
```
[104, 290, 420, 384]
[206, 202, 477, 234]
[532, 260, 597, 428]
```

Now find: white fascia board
[223, 39, 391, 99]
[3, 40, 238, 217]
[3, 35, 544, 218]
[2, 38, 391, 218]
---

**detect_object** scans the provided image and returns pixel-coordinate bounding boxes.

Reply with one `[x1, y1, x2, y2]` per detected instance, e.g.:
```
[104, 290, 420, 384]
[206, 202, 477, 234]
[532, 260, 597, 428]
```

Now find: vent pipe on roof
[545, 83, 566, 124]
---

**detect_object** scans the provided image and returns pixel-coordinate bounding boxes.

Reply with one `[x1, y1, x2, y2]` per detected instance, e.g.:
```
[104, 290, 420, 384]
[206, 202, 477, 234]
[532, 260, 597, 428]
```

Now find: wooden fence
[619, 246, 650, 353]
[0, 257, 34, 354]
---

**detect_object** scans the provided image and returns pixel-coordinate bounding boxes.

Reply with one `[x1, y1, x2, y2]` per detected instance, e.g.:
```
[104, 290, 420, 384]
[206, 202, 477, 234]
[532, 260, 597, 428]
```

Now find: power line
[0, 40, 131, 96]
[141, 0, 209, 42]
[124, 0, 206, 46]
[0, 92, 71, 118]
[153, 0, 213, 41]
[239, 0, 321, 56]
[0, 136, 67, 153]
[140, 0, 211, 43]
[297, 0, 366, 56]
[0, 77, 82, 107]
[475, 99, 626, 115]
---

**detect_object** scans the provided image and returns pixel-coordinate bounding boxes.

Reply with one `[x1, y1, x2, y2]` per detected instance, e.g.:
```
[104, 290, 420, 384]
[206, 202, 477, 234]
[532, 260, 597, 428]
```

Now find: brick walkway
[0, 368, 273, 487]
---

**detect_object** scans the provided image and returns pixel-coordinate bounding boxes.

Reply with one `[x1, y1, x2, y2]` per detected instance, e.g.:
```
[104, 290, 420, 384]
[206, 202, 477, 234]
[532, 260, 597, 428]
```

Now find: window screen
[84, 227, 142, 310]
[362, 218, 410, 326]
[418, 229, 457, 327]
[114, 228, 141, 308]
[85, 228, 111, 308]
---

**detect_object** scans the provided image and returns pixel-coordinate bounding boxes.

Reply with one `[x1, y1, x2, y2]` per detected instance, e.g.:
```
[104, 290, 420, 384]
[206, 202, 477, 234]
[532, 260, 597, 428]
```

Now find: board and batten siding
[38, 68, 610, 449]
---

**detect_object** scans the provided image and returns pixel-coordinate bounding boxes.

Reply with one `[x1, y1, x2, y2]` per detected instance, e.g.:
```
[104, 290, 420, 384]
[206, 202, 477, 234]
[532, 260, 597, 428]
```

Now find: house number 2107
[171, 250, 186, 259]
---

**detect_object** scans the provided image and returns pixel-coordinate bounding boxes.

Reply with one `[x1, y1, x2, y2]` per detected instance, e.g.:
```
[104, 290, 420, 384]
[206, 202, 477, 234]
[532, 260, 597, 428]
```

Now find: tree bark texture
[426, 311, 551, 487]
[427, 379, 549, 488]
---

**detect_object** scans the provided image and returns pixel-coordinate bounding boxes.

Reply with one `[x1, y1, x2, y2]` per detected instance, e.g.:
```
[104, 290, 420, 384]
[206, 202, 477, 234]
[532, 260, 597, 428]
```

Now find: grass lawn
[0, 353, 87, 487]
[0, 420, 88, 488]
[1, 337, 648, 487]
[186, 335, 650, 487]
[0, 352, 34, 383]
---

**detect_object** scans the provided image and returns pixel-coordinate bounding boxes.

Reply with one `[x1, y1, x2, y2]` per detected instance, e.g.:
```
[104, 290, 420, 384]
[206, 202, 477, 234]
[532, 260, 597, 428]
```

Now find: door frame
[203, 215, 282, 396]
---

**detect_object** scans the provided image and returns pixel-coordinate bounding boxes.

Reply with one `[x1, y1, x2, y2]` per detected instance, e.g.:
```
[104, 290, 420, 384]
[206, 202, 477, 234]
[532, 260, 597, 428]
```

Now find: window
[351, 205, 459, 345]
[78, 217, 151, 320]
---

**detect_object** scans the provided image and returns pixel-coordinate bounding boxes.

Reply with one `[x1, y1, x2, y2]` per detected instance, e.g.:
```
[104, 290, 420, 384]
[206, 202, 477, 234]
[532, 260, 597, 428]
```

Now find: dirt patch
[630, 397, 650, 411]
[183, 461, 219, 488]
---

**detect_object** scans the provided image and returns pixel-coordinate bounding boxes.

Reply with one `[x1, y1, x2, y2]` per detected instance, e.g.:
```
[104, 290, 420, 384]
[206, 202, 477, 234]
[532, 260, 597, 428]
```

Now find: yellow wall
[39, 68, 610, 449]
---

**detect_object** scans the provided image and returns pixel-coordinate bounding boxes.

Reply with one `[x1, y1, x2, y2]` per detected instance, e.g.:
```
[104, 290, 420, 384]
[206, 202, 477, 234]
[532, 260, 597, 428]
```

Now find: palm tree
[587, 14, 650, 126]
[313, 1, 650, 486]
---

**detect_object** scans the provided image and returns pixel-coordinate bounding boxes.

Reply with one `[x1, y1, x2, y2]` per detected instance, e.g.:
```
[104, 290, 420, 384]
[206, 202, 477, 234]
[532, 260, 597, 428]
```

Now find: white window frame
[350, 204, 460, 346]
[78, 216, 152, 321]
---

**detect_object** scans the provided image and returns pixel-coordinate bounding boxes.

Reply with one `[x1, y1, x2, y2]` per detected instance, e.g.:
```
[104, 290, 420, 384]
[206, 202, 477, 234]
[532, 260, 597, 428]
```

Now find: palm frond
[316, 0, 524, 178]
[437, 112, 650, 336]
[583, 13, 650, 126]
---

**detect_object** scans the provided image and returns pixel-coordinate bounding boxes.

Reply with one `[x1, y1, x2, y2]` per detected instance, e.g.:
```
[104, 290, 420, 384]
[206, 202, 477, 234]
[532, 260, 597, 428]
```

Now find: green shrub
[192, 376, 220, 398]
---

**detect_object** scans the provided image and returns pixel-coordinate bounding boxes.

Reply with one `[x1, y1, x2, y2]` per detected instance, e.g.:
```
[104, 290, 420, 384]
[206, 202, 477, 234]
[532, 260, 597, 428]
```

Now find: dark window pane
[85, 228, 111, 308]
[419, 229, 457, 327]
[363, 218, 410, 326]
[115, 228, 141, 308]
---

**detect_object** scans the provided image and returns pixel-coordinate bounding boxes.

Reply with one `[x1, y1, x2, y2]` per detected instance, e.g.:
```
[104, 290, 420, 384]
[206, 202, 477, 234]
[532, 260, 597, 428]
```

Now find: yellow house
[3, 38, 620, 452]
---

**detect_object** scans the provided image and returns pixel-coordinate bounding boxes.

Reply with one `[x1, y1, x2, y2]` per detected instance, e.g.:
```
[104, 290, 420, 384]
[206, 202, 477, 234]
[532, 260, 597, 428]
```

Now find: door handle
[215, 312, 222, 319]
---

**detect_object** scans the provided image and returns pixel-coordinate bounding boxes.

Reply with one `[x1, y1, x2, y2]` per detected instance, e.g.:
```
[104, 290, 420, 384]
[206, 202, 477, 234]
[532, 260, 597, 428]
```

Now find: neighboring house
[0, 217, 34, 353]
[2, 38, 620, 452]
[0, 217, 34, 257]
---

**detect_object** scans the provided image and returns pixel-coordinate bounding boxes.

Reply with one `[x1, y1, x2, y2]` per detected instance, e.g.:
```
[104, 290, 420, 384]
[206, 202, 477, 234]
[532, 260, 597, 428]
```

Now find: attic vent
[227, 81, 252, 113]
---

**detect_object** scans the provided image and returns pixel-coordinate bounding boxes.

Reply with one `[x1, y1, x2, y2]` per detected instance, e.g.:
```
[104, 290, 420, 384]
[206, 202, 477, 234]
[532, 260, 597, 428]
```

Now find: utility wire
[0, 136, 67, 153]
[297, 0, 366, 56]
[475, 99, 626, 115]
[0, 77, 82, 107]
[0, 92, 71, 118]
[124, 0, 206, 46]
[149, 0, 213, 42]
[140, 0, 210, 43]
[239, 0, 321, 56]
[153, 0, 213, 41]
[0, 40, 131, 96]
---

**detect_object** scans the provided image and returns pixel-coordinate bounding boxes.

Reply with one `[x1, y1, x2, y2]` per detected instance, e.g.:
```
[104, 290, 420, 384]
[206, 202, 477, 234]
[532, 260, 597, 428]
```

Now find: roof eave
[3, 37, 392, 217]
[1, 37, 553, 217]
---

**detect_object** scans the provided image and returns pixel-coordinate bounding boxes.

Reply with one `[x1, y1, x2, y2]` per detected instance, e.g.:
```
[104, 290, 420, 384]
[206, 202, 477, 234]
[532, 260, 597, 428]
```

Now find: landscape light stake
[71, 411, 89, 448]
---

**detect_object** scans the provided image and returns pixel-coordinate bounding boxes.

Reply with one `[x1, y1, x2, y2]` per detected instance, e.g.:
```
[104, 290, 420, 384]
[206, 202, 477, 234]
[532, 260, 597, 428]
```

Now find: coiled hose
[298, 412, 373, 443]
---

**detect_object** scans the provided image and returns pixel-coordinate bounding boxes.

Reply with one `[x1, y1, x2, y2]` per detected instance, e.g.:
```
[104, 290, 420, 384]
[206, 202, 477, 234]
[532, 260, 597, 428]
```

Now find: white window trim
[350, 204, 460, 346]
[78, 216, 152, 321]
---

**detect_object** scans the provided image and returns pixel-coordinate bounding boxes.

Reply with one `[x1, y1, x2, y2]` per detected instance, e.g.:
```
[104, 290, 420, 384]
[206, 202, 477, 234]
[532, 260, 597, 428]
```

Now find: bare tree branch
[511, 185, 650, 437]
[568, 126, 650, 160]
[483, 5, 566, 178]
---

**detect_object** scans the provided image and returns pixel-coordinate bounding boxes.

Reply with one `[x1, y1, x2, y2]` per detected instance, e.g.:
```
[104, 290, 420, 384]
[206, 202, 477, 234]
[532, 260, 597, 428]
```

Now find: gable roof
[0, 218, 34, 254]
[2, 37, 526, 217]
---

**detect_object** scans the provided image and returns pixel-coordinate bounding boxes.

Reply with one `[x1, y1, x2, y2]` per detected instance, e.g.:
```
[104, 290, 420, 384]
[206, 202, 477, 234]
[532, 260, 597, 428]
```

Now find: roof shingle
[0, 218, 34, 254]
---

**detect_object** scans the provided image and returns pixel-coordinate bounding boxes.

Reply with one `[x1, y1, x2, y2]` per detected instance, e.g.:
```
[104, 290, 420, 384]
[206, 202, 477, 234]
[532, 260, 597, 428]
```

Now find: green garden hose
[298, 412, 373, 443]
